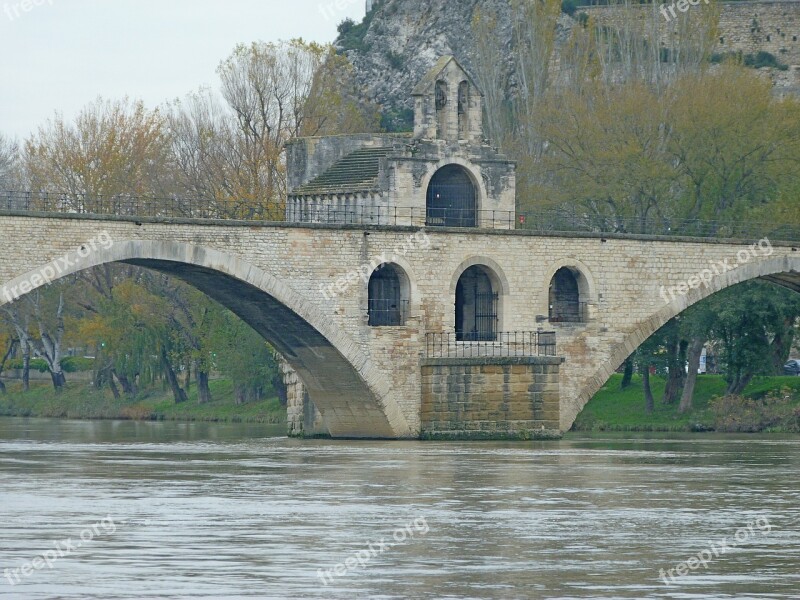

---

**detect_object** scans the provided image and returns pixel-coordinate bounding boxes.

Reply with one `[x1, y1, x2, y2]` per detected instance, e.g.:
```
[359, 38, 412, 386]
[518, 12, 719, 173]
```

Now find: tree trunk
[184, 361, 192, 392]
[108, 373, 121, 400]
[643, 366, 655, 414]
[727, 372, 754, 396]
[0, 338, 16, 395]
[50, 370, 66, 391]
[161, 347, 188, 404]
[663, 340, 688, 405]
[197, 370, 211, 404]
[30, 293, 67, 393]
[234, 384, 247, 405]
[679, 338, 705, 414]
[113, 370, 137, 397]
[21, 341, 30, 392]
[620, 358, 634, 389]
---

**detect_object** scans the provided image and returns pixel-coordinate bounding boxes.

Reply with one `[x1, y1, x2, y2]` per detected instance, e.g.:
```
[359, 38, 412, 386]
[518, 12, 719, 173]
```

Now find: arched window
[435, 80, 448, 138]
[455, 265, 498, 341]
[368, 264, 408, 327]
[549, 267, 585, 323]
[458, 81, 469, 138]
[426, 165, 477, 228]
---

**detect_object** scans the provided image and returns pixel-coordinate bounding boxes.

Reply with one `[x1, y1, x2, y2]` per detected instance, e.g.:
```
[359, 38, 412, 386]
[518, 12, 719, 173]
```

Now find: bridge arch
[566, 253, 800, 429]
[0, 240, 412, 439]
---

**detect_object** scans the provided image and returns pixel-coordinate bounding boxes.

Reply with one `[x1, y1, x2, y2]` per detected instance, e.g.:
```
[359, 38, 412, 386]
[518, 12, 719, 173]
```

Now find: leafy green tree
[210, 312, 281, 405]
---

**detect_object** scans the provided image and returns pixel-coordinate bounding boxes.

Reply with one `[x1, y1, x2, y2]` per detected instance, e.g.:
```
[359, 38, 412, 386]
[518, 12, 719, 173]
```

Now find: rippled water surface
[1, 418, 799, 599]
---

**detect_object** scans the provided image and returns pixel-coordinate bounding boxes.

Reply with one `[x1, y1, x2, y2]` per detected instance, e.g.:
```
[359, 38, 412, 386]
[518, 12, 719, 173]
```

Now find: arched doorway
[426, 165, 477, 228]
[455, 265, 498, 341]
[549, 267, 585, 323]
[368, 264, 408, 327]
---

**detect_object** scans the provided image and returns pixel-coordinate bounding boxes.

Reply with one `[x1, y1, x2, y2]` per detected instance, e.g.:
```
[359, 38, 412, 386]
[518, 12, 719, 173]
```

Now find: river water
[0, 418, 798, 599]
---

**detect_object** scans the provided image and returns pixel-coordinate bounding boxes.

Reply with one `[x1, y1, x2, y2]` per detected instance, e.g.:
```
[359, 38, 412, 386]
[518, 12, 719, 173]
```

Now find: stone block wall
[282, 360, 328, 438]
[580, 1, 800, 93]
[1, 214, 798, 437]
[420, 356, 563, 440]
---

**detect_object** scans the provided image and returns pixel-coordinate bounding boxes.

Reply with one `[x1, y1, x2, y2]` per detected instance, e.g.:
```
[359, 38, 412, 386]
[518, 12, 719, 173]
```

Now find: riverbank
[573, 374, 800, 433]
[0, 380, 286, 424]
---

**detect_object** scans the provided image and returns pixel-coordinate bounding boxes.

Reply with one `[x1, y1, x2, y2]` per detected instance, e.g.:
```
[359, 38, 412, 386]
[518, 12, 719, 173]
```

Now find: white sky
[0, 0, 366, 140]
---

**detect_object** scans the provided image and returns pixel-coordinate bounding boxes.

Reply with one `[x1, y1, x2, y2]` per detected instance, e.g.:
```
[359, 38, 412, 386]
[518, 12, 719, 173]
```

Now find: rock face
[338, 0, 800, 129]
[337, 0, 514, 130]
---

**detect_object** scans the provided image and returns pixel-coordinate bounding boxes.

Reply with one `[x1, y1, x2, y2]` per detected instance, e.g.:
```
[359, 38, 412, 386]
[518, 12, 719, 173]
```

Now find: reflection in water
[0, 418, 798, 599]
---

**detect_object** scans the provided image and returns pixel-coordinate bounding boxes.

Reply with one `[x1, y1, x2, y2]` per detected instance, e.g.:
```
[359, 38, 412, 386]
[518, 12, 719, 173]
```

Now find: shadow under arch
[0, 240, 412, 439]
[566, 253, 800, 429]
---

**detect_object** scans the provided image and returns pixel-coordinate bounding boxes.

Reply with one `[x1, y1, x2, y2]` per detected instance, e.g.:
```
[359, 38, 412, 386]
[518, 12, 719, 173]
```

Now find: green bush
[337, 18, 355, 37]
[710, 389, 800, 432]
[336, 6, 380, 54]
[6, 358, 49, 372]
[562, 0, 578, 16]
[4, 356, 95, 373]
[380, 107, 414, 133]
[61, 356, 95, 373]
[711, 50, 788, 71]
[386, 50, 404, 70]
[744, 51, 789, 70]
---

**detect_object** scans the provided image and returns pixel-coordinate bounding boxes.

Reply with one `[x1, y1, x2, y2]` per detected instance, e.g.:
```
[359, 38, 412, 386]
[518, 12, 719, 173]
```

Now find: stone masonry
[1, 212, 798, 438]
[582, 1, 800, 93]
[421, 357, 563, 439]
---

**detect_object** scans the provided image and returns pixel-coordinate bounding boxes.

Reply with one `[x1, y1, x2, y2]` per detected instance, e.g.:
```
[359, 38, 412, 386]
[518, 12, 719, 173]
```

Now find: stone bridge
[1, 211, 798, 439]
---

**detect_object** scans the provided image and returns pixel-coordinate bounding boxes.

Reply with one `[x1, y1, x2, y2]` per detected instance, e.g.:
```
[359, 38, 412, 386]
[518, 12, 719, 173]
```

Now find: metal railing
[549, 301, 588, 324]
[0, 190, 286, 221]
[425, 331, 557, 359]
[368, 299, 409, 327]
[3, 190, 798, 242]
[516, 207, 800, 241]
[287, 204, 517, 229]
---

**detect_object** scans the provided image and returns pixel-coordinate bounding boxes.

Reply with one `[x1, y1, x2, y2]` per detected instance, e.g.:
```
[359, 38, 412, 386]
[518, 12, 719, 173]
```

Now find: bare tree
[0, 133, 20, 197]
[2, 306, 32, 391]
[24, 98, 175, 213]
[28, 292, 67, 391]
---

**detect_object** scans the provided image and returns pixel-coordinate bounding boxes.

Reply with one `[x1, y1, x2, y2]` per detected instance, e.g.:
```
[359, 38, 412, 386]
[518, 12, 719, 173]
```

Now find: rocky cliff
[337, 0, 800, 131]
[336, 0, 513, 131]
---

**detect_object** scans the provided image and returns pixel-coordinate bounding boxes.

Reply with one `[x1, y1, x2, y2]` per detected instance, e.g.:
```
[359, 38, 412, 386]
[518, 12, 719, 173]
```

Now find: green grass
[573, 374, 800, 432]
[0, 379, 286, 425]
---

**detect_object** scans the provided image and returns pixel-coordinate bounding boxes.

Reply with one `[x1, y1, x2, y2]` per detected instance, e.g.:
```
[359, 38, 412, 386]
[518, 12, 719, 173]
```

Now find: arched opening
[368, 263, 408, 327]
[426, 164, 477, 228]
[563, 253, 800, 433]
[549, 267, 585, 323]
[455, 265, 498, 341]
[435, 79, 448, 138]
[0, 240, 412, 439]
[458, 80, 470, 139]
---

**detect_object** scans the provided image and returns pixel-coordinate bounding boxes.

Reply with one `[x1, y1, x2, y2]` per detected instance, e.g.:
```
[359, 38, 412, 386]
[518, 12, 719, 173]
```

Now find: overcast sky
[0, 0, 366, 140]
